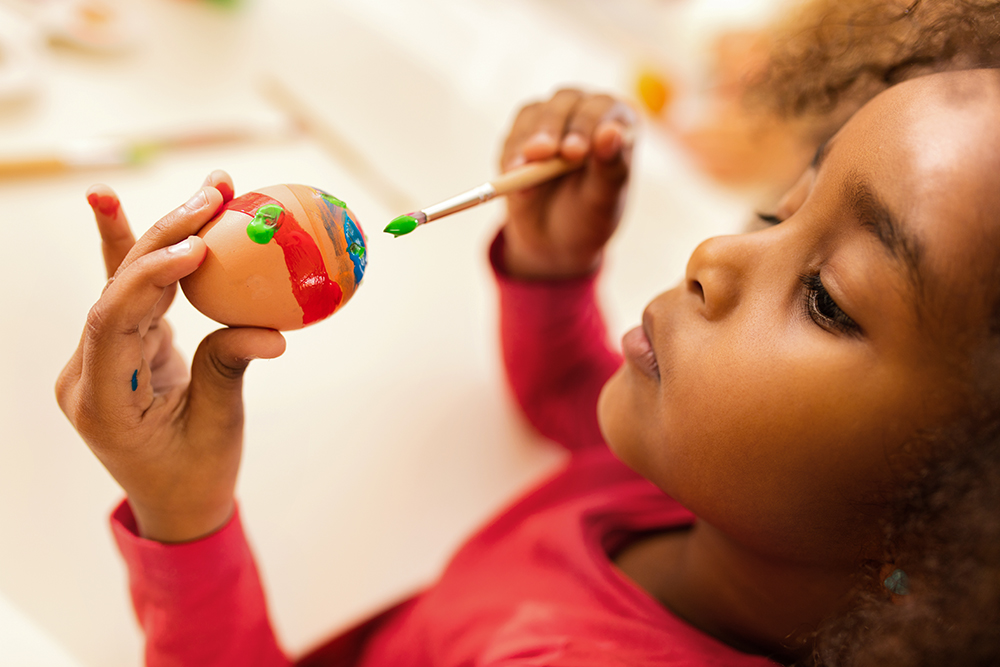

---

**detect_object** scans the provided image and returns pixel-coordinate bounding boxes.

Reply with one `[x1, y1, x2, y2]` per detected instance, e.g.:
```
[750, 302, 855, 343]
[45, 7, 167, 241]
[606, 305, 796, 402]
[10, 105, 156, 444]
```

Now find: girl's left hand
[56, 171, 286, 543]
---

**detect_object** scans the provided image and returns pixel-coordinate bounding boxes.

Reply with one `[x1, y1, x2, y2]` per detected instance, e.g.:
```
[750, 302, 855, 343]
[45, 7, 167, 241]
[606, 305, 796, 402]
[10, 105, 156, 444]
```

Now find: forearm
[111, 500, 290, 667]
[493, 230, 623, 451]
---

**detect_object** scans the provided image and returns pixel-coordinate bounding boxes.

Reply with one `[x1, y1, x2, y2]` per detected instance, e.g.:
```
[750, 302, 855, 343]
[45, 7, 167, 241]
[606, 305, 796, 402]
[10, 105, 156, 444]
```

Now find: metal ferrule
[422, 183, 497, 222]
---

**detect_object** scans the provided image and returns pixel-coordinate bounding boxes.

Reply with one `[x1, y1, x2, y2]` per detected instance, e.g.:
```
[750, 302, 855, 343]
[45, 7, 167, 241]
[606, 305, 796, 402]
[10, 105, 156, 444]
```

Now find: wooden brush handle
[489, 157, 583, 196]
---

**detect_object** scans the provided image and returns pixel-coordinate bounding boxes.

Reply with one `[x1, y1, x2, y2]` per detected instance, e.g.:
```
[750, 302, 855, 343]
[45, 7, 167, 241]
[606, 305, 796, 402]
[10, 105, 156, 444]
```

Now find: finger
[501, 101, 545, 171]
[144, 320, 190, 394]
[80, 236, 207, 414]
[590, 103, 638, 162]
[561, 95, 626, 161]
[117, 186, 223, 274]
[520, 89, 585, 162]
[577, 119, 636, 219]
[147, 282, 178, 331]
[145, 171, 231, 326]
[202, 169, 235, 203]
[187, 327, 286, 437]
[143, 318, 176, 373]
[87, 184, 136, 279]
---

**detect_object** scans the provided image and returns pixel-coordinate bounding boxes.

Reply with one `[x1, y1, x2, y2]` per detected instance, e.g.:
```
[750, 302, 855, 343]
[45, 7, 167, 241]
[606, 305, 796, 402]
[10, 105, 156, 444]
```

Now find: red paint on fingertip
[216, 182, 234, 202]
[88, 194, 120, 217]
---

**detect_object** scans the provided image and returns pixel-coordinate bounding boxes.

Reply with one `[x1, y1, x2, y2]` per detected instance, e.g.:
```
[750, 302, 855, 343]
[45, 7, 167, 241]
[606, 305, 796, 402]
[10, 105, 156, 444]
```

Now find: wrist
[129, 498, 235, 543]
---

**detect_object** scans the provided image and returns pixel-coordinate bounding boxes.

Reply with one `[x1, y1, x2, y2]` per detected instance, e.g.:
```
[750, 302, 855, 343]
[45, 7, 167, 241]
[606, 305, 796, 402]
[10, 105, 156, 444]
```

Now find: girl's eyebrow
[846, 173, 925, 294]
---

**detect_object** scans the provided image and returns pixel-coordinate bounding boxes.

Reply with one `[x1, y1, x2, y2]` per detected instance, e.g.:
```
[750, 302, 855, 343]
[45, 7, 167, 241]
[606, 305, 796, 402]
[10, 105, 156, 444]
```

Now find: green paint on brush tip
[246, 204, 284, 244]
[384, 214, 419, 237]
[321, 193, 348, 209]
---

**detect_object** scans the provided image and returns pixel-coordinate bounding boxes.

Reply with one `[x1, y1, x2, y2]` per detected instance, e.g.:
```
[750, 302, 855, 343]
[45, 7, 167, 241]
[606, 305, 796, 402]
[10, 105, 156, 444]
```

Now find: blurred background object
[0, 6, 44, 104]
[0, 120, 294, 176]
[0, 0, 780, 664]
[1, 0, 142, 52]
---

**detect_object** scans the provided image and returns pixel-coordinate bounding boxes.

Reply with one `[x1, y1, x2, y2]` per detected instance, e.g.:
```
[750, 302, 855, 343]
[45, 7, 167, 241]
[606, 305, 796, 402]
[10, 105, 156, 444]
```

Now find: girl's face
[598, 70, 1000, 563]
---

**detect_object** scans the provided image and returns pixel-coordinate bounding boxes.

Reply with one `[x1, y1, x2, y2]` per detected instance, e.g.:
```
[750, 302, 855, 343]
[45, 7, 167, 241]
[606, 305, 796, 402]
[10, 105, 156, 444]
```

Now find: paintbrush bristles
[384, 214, 420, 237]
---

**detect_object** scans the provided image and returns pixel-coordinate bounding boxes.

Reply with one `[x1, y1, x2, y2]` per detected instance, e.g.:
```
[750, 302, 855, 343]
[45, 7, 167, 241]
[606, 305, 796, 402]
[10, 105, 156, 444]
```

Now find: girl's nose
[684, 234, 753, 320]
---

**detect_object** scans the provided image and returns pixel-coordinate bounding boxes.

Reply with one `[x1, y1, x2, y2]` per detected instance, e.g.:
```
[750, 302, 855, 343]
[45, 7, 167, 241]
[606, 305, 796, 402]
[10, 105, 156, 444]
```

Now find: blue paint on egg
[343, 214, 367, 284]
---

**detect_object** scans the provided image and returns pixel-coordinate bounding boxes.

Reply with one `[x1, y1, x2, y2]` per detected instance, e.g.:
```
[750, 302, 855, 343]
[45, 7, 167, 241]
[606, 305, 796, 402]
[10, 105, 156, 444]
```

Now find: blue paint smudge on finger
[131, 370, 138, 392]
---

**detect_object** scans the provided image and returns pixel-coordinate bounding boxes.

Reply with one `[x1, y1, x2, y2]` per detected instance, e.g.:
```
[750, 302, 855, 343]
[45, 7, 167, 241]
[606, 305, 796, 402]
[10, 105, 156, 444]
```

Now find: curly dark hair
[806, 410, 1000, 666]
[740, 3, 1000, 665]
[748, 0, 1000, 139]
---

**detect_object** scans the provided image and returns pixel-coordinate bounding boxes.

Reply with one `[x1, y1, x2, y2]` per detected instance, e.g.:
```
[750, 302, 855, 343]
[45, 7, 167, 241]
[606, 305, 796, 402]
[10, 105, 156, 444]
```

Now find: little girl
[57, 68, 1000, 665]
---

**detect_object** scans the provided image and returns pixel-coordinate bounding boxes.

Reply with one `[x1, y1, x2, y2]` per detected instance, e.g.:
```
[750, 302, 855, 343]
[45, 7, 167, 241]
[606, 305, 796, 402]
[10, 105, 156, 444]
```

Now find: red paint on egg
[224, 193, 343, 325]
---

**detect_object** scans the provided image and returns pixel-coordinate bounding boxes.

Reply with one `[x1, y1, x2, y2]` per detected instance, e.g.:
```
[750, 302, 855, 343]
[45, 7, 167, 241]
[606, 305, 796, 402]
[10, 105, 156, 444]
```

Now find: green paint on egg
[349, 242, 366, 259]
[246, 204, 284, 244]
[384, 214, 418, 237]
[321, 193, 348, 209]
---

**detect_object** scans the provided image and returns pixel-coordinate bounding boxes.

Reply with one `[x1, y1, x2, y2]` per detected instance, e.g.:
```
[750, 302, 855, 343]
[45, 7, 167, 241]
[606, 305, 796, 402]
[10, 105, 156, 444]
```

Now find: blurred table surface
[0, 0, 776, 664]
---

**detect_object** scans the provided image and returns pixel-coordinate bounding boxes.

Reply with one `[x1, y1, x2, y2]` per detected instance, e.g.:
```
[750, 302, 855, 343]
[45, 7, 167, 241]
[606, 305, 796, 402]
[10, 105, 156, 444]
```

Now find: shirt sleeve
[110, 499, 290, 667]
[491, 230, 623, 453]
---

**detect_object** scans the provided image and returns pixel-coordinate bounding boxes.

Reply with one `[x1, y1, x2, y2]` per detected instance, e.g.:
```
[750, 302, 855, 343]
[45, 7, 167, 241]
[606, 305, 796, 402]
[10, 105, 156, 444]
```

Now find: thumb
[187, 327, 286, 430]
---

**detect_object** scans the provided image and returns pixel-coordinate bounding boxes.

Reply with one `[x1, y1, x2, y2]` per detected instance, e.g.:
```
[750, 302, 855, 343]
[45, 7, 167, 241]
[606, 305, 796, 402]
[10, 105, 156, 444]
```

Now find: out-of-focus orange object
[634, 30, 815, 197]
[636, 69, 674, 116]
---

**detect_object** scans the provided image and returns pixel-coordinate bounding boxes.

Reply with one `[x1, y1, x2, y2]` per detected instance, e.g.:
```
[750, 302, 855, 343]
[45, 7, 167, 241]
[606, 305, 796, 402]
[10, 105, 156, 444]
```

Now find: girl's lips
[622, 323, 659, 381]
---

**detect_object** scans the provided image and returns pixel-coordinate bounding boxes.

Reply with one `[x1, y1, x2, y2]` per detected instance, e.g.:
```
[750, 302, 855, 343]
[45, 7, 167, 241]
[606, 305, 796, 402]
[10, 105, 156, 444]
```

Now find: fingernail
[527, 131, 554, 147]
[185, 189, 209, 211]
[562, 132, 588, 154]
[606, 130, 623, 154]
[507, 155, 527, 170]
[167, 238, 193, 255]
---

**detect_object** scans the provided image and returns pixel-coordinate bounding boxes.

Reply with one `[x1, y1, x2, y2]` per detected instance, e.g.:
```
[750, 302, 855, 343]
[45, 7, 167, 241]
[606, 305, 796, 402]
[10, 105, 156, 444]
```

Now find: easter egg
[180, 184, 367, 331]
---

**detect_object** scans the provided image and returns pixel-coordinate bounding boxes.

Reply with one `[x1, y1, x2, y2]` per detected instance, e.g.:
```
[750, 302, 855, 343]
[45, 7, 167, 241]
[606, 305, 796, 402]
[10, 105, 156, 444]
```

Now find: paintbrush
[383, 157, 583, 237]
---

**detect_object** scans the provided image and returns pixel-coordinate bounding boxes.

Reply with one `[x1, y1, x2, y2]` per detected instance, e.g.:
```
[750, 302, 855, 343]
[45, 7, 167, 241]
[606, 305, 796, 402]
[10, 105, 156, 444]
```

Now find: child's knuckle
[149, 215, 179, 240]
[515, 102, 543, 125]
[208, 351, 247, 381]
[85, 303, 111, 339]
[552, 87, 581, 101]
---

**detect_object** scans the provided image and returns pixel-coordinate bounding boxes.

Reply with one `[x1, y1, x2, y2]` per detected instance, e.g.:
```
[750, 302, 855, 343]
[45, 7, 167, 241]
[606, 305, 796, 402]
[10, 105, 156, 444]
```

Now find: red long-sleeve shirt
[111, 235, 776, 667]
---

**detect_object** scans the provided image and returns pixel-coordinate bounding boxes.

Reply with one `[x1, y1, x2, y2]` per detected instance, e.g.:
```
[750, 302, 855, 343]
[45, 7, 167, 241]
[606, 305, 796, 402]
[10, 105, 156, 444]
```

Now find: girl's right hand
[56, 171, 286, 543]
[500, 89, 637, 280]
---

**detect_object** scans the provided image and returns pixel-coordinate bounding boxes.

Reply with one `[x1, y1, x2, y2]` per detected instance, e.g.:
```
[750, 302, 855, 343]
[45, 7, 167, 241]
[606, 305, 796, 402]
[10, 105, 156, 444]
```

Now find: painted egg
[180, 184, 367, 331]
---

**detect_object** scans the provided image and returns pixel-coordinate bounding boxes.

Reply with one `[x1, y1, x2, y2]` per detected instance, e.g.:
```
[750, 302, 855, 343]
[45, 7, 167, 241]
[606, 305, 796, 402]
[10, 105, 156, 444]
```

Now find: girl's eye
[799, 274, 860, 336]
[756, 212, 783, 225]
